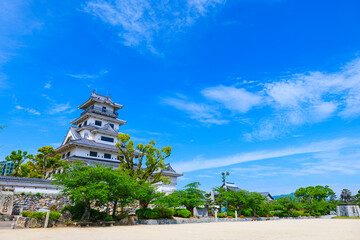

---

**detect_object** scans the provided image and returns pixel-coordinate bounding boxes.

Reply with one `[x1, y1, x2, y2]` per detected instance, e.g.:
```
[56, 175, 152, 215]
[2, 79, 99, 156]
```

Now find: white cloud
[48, 103, 74, 115]
[173, 137, 360, 172]
[44, 81, 51, 89]
[16, 105, 40, 115]
[83, 0, 225, 53]
[165, 57, 360, 140]
[162, 97, 228, 125]
[202, 85, 262, 113]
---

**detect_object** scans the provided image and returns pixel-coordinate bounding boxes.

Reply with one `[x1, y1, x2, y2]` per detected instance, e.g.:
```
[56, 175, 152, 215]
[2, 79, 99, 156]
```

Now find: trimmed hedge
[136, 207, 175, 219]
[175, 209, 192, 218]
[217, 213, 226, 218]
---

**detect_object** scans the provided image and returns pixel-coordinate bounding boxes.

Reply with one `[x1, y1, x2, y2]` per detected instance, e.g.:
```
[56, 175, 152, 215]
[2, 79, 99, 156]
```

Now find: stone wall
[13, 193, 71, 212]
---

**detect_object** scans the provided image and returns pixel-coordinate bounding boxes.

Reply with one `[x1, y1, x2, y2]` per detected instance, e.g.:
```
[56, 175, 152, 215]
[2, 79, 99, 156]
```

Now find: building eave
[71, 112, 127, 125]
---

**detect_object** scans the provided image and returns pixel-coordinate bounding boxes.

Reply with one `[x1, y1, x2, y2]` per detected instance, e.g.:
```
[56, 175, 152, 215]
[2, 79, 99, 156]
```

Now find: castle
[56, 91, 182, 194]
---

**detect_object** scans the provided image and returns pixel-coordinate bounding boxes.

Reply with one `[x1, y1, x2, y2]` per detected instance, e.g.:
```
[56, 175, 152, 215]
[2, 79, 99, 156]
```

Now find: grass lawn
[332, 216, 360, 219]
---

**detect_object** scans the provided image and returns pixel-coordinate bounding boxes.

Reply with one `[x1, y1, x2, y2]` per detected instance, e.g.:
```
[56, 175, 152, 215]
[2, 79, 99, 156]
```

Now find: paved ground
[1, 219, 359, 240]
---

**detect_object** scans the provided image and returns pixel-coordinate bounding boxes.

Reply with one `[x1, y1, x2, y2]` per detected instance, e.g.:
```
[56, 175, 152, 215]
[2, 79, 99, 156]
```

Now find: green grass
[332, 216, 360, 219]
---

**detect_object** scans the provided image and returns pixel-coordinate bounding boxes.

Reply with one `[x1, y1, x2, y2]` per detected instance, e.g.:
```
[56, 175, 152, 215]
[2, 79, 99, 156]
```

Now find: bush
[60, 202, 86, 221]
[21, 211, 32, 217]
[116, 213, 129, 220]
[290, 210, 301, 217]
[227, 212, 235, 218]
[217, 213, 226, 218]
[104, 216, 114, 221]
[242, 209, 252, 217]
[30, 212, 46, 220]
[175, 209, 192, 218]
[49, 211, 61, 221]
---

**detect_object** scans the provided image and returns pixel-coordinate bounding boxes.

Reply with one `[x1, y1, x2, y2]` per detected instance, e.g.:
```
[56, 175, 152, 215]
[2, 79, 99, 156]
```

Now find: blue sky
[1, 0, 360, 196]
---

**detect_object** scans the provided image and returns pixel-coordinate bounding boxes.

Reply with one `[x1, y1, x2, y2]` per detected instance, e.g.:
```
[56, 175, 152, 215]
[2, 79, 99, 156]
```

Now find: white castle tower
[56, 91, 182, 193]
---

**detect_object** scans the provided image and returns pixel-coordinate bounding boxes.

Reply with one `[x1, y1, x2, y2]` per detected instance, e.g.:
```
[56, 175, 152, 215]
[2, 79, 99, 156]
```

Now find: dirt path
[0, 219, 359, 240]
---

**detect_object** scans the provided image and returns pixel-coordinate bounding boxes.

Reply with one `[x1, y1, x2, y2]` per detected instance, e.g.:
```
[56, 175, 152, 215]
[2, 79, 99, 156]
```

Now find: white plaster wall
[94, 103, 114, 112]
[87, 117, 119, 131]
[73, 147, 119, 161]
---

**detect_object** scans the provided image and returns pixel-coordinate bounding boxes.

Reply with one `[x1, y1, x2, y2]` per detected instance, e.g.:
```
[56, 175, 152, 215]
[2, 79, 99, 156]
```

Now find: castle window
[90, 151, 97, 157]
[95, 120, 102, 126]
[66, 152, 70, 157]
[104, 153, 111, 159]
[109, 123, 114, 129]
[84, 120, 87, 126]
[62, 154, 65, 159]
[101, 136, 114, 142]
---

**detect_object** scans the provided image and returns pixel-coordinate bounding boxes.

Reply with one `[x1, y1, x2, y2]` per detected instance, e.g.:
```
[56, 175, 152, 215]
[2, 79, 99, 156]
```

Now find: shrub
[29, 212, 46, 220]
[21, 211, 32, 217]
[104, 216, 114, 221]
[217, 213, 226, 218]
[165, 209, 175, 218]
[290, 210, 301, 217]
[90, 209, 107, 221]
[240, 215, 245, 218]
[49, 211, 61, 221]
[60, 202, 86, 221]
[175, 209, 192, 218]
[227, 212, 235, 218]
[242, 209, 252, 217]
[116, 213, 129, 220]
[254, 214, 260, 218]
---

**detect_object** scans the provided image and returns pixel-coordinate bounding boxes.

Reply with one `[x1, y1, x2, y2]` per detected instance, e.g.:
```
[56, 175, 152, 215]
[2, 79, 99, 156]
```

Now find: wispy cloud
[162, 97, 228, 125]
[44, 81, 51, 89]
[165, 58, 360, 140]
[83, 0, 225, 53]
[67, 70, 108, 80]
[173, 137, 360, 172]
[202, 85, 263, 113]
[47, 103, 74, 115]
[15, 105, 40, 115]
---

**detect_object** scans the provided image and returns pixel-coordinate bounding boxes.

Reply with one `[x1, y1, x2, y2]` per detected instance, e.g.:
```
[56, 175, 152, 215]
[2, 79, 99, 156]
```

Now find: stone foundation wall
[13, 193, 71, 212]
[136, 217, 280, 225]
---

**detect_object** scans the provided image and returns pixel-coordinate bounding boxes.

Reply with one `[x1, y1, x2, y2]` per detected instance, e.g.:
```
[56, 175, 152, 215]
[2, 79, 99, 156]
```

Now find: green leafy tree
[276, 195, 302, 216]
[228, 190, 250, 216]
[116, 133, 171, 184]
[105, 168, 138, 217]
[174, 182, 206, 214]
[247, 192, 266, 216]
[5, 150, 32, 176]
[134, 182, 165, 210]
[294, 185, 335, 214]
[18, 161, 41, 178]
[33, 146, 65, 179]
[53, 162, 120, 221]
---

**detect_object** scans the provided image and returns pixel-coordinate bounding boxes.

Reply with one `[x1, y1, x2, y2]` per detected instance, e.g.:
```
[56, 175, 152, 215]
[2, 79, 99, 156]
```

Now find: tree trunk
[81, 200, 91, 221]
[112, 200, 118, 217]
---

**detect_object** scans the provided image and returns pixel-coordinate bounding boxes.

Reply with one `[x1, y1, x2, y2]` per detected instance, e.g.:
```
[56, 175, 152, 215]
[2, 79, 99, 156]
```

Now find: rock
[60, 210, 72, 222]
[29, 218, 37, 228]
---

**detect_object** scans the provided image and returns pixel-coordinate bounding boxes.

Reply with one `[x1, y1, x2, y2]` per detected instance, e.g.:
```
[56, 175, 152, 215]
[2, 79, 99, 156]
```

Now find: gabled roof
[78, 123, 120, 137]
[78, 91, 123, 111]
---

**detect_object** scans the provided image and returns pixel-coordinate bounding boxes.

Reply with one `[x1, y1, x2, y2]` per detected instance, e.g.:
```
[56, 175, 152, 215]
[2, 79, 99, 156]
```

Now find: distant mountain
[272, 193, 295, 200]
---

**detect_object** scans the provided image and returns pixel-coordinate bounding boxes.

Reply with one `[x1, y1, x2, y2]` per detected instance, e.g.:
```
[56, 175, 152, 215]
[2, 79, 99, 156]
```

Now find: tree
[32, 146, 65, 179]
[115, 133, 171, 184]
[133, 182, 164, 210]
[228, 190, 250, 216]
[105, 169, 137, 217]
[173, 182, 206, 214]
[294, 185, 335, 214]
[18, 161, 41, 178]
[276, 195, 302, 216]
[5, 150, 32, 177]
[247, 192, 266, 216]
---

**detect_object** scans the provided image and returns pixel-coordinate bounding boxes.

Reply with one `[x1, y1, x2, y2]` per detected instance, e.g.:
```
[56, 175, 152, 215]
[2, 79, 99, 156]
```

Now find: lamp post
[221, 171, 230, 213]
